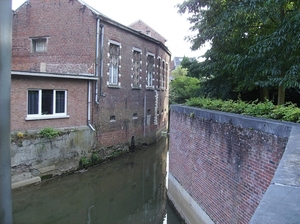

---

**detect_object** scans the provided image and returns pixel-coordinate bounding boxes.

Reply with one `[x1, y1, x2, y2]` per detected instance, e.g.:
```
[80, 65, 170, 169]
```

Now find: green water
[12, 138, 182, 224]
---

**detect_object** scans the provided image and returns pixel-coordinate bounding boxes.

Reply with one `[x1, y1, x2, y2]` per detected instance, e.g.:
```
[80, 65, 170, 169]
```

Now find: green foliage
[186, 97, 300, 123]
[111, 150, 123, 158]
[177, 0, 300, 105]
[171, 65, 188, 79]
[39, 127, 59, 139]
[79, 156, 90, 169]
[170, 74, 200, 104]
[79, 152, 102, 169]
[91, 152, 99, 163]
[180, 57, 202, 78]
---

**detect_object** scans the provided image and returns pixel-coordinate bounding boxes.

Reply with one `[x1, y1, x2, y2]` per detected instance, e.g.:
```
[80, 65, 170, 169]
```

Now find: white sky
[12, 0, 210, 60]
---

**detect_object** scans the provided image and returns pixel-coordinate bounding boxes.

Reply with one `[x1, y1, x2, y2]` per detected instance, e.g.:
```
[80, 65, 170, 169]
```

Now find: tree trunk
[277, 84, 285, 105]
[260, 87, 269, 102]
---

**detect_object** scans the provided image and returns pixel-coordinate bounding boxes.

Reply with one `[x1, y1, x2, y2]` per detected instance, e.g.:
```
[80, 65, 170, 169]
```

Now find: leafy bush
[39, 127, 59, 139]
[170, 75, 200, 104]
[185, 97, 300, 123]
[79, 156, 90, 169]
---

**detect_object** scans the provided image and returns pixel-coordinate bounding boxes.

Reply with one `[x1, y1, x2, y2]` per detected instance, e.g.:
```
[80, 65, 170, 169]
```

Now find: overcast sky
[12, 0, 209, 60]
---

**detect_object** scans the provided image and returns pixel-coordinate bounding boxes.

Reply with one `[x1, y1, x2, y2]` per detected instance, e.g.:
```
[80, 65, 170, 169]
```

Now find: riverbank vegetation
[170, 0, 300, 123]
[186, 97, 300, 123]
[176, 0, 300, 105]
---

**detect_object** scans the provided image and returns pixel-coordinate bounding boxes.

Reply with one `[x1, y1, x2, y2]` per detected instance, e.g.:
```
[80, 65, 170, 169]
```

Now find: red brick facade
[12, 0, 96, 74]
[11, 0, 171, 147]
[169, 106, 288, 224]
[11, 76, 88, 131]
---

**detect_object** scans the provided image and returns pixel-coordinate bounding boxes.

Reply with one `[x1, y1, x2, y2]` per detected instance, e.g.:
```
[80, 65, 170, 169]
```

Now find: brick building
[11, 0, 171, 148]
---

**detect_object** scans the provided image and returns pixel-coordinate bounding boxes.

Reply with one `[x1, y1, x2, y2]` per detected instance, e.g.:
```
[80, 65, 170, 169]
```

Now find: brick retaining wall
[168, 105, 290, 224]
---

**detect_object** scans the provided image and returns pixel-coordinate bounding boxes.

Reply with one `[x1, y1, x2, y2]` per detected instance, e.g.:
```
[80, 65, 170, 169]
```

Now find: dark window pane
[42, 90, 53, 115]
[28, 90, 39, 114]
[56, 91, 65, 113]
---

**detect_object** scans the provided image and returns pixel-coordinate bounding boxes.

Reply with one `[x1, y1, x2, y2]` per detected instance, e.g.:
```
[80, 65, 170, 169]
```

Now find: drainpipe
[143, 93, 146, 137]
[99, 24, 105, 97]
[87, 17, 101, 131]
[88, 81, 95, 131]
[0, 0, 13, 223]
[95, 18, 100, 104]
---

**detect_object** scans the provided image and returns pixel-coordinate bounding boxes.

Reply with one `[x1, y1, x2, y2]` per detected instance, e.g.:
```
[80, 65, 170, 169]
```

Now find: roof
[77, 0, 108, 18]
[79, 0, 171, 55]
[129, 20, 167, 44]
[13, 0, 171, 55]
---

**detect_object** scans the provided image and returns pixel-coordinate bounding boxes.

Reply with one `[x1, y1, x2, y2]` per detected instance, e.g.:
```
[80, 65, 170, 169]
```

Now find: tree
[170, 65, 200, 104]
[172, 64, 188, 78]
[180, 56, 202, 78]
[178, 0, 300, 104]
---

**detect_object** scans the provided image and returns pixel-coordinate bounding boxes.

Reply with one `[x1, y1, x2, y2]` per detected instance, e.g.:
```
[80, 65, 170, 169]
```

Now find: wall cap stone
[170, 104, 299, 138]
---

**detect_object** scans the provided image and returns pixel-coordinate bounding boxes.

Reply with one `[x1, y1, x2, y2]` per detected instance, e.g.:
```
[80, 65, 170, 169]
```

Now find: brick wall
[12, 0, 170, 147]
[169, 106, 289, 224]
[12, 0, 96, 74]
[94, 19, 170, 147]
[11, 76, 88, 131]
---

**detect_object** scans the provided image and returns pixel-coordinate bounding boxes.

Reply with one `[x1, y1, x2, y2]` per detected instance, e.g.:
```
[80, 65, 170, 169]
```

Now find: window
[147, 54, 154, 88]
[157, 58, 161, 89]
[162, 61, 165, 90]
[110, 115, 116, 122]
[27, 89, 68, 120]
[165, 63, 169, 90]
[133, 113, 138, 119]
[108, 43, 120, 86]
[132, 49, 142, 89]
[31, 38, 47, 53]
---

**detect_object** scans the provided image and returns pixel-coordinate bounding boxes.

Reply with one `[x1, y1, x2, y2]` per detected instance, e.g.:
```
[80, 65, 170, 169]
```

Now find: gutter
[11, 71, 98, 80]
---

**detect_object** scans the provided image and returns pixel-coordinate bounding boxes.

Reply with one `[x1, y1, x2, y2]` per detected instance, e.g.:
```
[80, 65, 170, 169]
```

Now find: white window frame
[31, 37, 48, 53]
[146, 53, 155, 89]
[108, 40, 121, 87]
[109, 61, 119, 85]
[131, 47, 142, 89]
[147, 70, 153, 87]
[26, 89, 69, 120]
[161, 60, 166, 90]
[165, 62, 169, 90]
[157, 57, 161, 89]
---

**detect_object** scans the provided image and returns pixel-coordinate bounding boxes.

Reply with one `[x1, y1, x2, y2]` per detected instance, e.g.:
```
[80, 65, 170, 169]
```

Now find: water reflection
[13, 138, 182, 224]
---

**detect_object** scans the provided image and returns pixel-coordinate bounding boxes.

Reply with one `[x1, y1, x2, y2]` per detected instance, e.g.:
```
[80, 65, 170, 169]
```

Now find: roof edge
[11, 71, 98, 80]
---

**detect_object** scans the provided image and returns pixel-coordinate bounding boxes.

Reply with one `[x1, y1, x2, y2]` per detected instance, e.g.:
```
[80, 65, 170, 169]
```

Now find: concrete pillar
[0, 0, 12, 223]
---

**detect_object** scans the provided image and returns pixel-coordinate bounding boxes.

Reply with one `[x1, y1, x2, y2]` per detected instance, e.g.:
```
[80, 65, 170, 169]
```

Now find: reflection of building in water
[13, 139, 171, 224]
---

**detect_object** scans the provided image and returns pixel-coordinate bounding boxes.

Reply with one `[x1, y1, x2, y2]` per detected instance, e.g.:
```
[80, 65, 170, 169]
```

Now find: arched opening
[130, 136, 135, 151]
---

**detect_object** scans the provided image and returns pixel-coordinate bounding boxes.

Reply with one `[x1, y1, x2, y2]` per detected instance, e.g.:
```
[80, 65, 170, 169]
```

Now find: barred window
[132, 50, 141, 88]
[109, 44, 120, 85]
[147, 55, 154, 88]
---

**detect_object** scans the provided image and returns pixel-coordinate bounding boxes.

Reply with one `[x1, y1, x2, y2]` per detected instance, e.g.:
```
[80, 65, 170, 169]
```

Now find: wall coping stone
[250, 125, 300, 223]
[171, 104, 295, 137]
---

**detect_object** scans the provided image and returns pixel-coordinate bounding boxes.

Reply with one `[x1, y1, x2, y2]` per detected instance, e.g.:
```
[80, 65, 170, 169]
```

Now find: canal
[12, 138, 183, 224]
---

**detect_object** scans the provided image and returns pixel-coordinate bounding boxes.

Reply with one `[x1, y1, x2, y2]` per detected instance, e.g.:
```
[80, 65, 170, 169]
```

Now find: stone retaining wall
[11, 126, 95, 188]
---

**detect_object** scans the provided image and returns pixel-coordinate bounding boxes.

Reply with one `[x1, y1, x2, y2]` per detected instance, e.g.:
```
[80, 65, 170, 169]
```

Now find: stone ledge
[250, 125, 300, 223]
[168, 173, 213, 224]
[12, 177, 41, 189]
